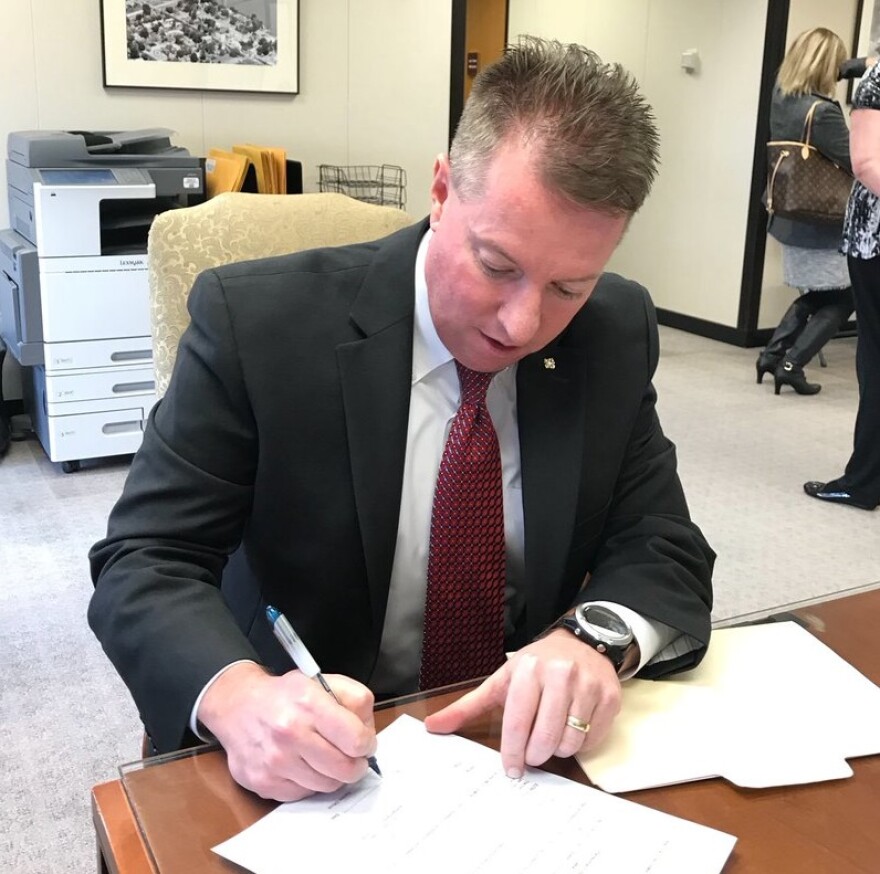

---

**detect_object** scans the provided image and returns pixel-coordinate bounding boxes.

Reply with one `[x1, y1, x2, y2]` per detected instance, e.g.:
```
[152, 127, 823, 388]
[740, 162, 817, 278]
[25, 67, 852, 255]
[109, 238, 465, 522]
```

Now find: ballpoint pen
[265, 605, 382, 777]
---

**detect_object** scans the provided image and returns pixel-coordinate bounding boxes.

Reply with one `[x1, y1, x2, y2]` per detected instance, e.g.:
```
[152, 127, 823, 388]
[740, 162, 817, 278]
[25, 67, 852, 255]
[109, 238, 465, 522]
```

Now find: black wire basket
[318, 164, 407, 210]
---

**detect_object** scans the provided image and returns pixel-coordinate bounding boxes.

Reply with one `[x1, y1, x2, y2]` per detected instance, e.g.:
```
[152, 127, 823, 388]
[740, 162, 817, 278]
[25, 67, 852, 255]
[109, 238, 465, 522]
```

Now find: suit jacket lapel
[519, 309, 634, 636]
[337, 220, 427, 633]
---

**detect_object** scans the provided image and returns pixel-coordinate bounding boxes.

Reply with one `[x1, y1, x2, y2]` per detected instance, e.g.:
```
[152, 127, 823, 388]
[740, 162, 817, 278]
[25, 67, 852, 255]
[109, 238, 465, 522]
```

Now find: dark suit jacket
[89, 219, 714, 753]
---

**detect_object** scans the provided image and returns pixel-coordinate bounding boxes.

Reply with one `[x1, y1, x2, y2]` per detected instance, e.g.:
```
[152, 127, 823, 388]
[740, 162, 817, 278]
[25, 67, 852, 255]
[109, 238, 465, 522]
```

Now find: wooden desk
[92, 589, 880, 874]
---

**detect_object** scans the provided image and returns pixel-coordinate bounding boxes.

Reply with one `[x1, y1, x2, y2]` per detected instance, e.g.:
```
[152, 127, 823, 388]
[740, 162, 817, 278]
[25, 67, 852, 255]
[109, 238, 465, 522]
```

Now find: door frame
[448, 0, 509, 148]
[736, 0, 790, 345]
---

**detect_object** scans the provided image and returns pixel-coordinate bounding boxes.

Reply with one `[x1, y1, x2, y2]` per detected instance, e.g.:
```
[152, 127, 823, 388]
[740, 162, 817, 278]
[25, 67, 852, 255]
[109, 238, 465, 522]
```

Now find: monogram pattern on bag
[766, 141, 853, 224]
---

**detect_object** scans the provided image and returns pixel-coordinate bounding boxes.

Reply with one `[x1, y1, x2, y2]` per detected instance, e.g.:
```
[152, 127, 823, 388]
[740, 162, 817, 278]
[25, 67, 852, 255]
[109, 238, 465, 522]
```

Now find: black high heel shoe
[755, 352, 780, 384]
[774, 360, 820, 395]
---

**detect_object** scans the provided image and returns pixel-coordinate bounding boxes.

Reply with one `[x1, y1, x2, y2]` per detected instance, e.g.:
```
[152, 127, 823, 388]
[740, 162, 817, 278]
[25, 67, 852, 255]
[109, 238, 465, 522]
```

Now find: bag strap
[802, 100, 823, 147]
[766, 146, 791, 215]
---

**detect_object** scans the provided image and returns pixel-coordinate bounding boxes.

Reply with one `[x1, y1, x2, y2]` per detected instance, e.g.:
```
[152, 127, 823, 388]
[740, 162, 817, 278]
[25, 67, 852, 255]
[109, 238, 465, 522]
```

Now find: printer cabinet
[3, 127, 204, 471]
[23, 254, 158, 467]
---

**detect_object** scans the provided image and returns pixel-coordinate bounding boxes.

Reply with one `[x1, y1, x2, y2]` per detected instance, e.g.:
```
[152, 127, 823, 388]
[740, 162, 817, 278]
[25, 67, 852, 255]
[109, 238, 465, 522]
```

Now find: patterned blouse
[842, 62, 880, 259]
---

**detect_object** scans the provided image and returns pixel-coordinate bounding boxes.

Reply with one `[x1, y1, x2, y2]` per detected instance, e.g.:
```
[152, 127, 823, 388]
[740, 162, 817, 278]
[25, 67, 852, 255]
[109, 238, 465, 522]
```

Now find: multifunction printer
[0, 129, 204, 471]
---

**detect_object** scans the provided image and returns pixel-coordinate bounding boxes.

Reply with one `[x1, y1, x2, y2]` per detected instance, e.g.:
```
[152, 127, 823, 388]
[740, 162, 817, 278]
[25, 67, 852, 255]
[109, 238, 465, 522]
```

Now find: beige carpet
[654, 328, 878, 621]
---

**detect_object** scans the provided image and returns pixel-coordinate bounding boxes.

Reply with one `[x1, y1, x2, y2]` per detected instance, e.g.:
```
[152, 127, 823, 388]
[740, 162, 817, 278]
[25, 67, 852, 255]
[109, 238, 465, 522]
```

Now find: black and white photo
[101, 0, 298, 93]
[125, 1, 277, 66]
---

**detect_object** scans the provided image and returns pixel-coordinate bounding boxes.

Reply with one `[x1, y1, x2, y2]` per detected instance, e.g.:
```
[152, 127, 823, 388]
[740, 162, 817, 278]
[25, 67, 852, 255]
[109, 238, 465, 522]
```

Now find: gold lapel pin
[544, 357, 556, 370]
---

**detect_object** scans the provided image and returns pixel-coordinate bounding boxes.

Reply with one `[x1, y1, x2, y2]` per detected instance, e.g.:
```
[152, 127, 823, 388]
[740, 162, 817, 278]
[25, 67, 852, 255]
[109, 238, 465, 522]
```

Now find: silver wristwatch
[553, 603, 639, 674]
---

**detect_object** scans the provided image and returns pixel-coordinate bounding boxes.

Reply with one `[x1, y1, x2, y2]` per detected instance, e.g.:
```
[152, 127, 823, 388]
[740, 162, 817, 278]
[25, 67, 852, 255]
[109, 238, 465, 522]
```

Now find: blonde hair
[777, 28, 847, 97]
[450, 36, 659, 215]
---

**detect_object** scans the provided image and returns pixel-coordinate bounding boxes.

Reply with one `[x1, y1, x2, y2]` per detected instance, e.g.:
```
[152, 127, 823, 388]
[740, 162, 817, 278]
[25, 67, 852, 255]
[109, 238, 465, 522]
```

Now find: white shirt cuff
[585, 601, 682, 680]
[189, 659, 260, 741]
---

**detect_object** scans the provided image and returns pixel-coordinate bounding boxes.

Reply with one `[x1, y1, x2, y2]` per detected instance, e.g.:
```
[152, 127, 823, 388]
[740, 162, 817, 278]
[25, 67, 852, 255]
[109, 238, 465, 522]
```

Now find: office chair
[148, 191, 415, 398]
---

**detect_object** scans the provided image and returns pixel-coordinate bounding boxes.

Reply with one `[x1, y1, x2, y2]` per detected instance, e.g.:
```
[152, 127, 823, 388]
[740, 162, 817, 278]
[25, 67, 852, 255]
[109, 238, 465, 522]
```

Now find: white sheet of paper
[213, 714, 736, 874]
[579, 621, 880, 793]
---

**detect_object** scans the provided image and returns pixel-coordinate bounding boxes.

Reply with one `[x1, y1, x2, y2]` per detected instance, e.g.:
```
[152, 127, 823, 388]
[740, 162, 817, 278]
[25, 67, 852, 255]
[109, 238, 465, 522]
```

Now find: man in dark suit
[89, 37, 714, 803]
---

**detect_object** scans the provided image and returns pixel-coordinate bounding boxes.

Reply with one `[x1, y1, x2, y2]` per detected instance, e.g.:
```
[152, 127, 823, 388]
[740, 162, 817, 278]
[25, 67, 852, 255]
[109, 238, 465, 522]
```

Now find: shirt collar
[413, 229, 453, 385]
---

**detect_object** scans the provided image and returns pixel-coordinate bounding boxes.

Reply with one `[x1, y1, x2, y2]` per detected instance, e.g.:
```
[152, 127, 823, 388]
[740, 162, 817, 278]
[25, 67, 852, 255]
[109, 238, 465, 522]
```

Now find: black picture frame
[100, 0, 299, 94]
[848, 0, 876, 103]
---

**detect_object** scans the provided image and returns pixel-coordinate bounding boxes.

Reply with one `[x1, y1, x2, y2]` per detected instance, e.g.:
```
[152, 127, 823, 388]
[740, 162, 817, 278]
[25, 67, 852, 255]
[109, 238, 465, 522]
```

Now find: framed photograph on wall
[100, 1, 299, 94]
[854, 0, 878, 57]
[849, 0, 878, 101]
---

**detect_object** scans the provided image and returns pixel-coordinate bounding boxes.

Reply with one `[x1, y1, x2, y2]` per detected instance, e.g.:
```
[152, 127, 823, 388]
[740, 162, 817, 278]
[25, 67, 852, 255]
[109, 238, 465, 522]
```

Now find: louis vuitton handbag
[766, 100, 853, 224]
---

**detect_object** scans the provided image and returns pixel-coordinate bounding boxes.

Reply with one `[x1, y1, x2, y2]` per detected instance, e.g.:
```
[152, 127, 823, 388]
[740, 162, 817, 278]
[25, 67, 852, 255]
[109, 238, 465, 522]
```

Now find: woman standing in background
[805, 51, 880, 511]
[758, 28, 854, 395]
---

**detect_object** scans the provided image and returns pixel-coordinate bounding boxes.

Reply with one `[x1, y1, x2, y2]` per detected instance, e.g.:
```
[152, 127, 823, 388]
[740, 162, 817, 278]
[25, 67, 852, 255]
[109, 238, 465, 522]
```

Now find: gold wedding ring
[566, 714, 591, 734]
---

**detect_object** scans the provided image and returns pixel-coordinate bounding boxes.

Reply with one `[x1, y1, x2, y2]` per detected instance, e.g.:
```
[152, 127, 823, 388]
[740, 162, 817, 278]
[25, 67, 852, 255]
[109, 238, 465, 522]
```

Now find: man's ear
[429, 154, 451, 228]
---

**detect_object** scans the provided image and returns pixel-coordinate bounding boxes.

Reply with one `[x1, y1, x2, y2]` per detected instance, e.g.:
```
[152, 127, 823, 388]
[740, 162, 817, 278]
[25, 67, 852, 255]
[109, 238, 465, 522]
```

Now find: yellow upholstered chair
[147, 191, 415, 397]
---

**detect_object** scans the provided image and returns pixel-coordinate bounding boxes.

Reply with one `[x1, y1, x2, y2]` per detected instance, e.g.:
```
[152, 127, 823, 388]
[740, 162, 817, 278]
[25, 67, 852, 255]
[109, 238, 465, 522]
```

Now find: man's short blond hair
[777, 27, 847, 98]
[449, 36, 660, 216]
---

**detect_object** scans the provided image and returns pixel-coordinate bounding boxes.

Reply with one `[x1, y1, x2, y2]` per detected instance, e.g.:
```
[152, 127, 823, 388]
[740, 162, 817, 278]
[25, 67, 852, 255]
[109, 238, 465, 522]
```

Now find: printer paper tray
[42, 406, 147, 463]
[40, 266, 149, 341]
[43, 364, 155, 411]
[45, 337, 153, 372]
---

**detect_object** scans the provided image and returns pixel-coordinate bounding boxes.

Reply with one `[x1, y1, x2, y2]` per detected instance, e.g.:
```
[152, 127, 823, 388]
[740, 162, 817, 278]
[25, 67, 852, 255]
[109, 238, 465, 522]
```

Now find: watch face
[579, 605, 632, 643]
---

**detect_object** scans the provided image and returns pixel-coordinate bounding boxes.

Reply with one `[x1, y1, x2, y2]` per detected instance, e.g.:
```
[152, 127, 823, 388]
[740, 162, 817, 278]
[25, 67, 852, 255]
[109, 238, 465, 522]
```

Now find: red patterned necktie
[419, 361, 506, 690]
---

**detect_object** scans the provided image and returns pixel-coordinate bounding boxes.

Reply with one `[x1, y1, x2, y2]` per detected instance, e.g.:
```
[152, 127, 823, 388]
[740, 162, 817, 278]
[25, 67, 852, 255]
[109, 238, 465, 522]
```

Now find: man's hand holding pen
[197, 662, 378, 802]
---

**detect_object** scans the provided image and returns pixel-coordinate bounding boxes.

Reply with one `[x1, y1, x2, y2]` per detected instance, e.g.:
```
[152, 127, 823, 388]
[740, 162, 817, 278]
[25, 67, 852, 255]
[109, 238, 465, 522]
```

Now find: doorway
[449, 0, 509, 145]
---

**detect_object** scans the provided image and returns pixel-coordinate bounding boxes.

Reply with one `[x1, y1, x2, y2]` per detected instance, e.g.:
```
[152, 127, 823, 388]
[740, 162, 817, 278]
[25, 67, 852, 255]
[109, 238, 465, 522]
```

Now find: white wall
[0, 0, 451, 399]
[510, 0, 769, 327]
[509, 0, 651, 81]
[348, 4, 452, 194]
